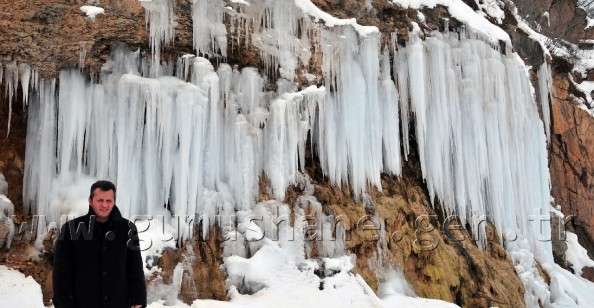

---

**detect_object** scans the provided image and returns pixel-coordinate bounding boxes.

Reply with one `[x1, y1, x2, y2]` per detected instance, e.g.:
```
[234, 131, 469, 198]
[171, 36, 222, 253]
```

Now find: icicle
[23, 79, 57, 219]
[537, 63, 553, 142]
[4, 61, 18, 136]
[379, 47, 401, 176]
[235, 0, 312, 81]
[31, 68, 39, 93]
[397, 30, 552, 262]
[18, 63, 31, 107]
[317, 25, 389, 196]
[140, 0, 176, 77]
[393, 33, 410, 160]
[192, 0, 227, 57]
[56, 70, 90, 178]
[175, 54, 195, 81]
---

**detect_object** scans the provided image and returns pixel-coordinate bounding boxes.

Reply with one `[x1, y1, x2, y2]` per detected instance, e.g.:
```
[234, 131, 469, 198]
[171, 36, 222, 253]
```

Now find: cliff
[0, 0, 592, 307]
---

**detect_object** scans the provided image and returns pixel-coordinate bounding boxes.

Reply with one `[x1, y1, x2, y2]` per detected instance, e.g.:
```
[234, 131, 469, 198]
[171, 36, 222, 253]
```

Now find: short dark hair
[89, 180, 117, 200]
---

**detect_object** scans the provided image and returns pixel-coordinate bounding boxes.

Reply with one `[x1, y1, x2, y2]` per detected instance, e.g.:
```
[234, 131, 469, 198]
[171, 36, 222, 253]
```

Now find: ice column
[140, 0, 176, 76]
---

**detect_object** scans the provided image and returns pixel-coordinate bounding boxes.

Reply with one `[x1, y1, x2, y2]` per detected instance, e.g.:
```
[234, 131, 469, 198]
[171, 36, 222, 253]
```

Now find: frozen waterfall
[1, 0, 573, 306]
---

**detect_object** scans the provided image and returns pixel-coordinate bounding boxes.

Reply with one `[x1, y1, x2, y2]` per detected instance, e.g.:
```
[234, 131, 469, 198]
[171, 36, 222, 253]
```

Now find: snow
[389, 0, 510, 44]
[475, 0, 504, 24]
[294, 0, 379, 37]
[545, 263, 594, 307]
[145, 239, 458, 308]
[565, 231, 594, 277]
[229, 0, 250, 5]
[0, 266, 44, 308]
[507, 239, 551, 306]
[80, 6, 105, 19]
[135, 218, 177, 275]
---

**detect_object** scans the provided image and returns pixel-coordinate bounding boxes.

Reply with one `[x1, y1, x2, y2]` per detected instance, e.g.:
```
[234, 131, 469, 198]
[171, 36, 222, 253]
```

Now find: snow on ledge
[80, 5, 105, 20]
[389, 0, 510, 44]
[294, 0, 379, 37]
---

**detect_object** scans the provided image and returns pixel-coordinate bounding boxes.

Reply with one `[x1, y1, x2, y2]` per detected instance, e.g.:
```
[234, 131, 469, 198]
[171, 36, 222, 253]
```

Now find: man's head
[89, 180, 116, 222]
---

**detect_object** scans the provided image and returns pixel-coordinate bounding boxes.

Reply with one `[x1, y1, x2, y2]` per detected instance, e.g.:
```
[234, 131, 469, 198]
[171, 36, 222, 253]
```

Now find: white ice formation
[2, 0, 584, 307]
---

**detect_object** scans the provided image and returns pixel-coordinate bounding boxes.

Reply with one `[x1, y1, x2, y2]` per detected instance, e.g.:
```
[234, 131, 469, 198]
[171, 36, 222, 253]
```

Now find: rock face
[288, 150, 527, 307]
[505, 0, 594, 44]
[0, 86, 26, 216]
[0, 0, 148, 79]
[148, 228, 227, 304]
[549, 74, 594, 260]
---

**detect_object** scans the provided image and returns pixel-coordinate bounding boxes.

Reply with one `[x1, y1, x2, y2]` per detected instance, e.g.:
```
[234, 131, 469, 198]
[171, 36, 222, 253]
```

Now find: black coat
[52, 206, 147, 308]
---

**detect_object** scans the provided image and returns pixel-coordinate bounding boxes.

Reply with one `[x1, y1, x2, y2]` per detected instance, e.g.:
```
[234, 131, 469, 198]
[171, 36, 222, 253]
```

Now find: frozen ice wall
[19, 0, 555, 292]
[396, 28, 552, 262]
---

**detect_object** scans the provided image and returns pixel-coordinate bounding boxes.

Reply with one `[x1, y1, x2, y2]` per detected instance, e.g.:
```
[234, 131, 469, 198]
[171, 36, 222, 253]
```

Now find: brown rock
[295, 141, 526, 307]
[42, 228, 57, 254]
[149, 227, 226, 304]
[582, 266, 594, 281]
[0, 0, 150, 79]
[511, 0, 594, 44]
[549, 74, 594, 267]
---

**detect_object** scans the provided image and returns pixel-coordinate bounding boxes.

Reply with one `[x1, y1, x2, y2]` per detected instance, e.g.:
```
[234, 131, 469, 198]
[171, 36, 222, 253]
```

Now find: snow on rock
[578, 0, 594, 29]
[146, 243, 459, 307]
[0, 266, 44, 308]
[80, 6, 105, 19]
[475, 0, 505, 24]
[565, 231, 594, 277]
[136, 218, 177, 276]
[389, 0, 510, 44]
[294, 0, 379, 37]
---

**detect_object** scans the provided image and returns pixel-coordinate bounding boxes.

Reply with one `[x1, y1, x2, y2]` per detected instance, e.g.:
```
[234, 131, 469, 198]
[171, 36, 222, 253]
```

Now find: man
[53, 180, 147, 308]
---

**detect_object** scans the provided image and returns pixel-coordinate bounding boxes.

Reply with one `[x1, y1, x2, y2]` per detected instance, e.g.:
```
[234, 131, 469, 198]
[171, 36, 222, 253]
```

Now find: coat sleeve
[127, 222, 147, 306]
[52, 223, 76, 308]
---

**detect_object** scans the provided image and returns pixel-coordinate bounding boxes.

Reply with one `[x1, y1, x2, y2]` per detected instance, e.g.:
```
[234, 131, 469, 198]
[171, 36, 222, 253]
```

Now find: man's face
[89, 189, 115, 222]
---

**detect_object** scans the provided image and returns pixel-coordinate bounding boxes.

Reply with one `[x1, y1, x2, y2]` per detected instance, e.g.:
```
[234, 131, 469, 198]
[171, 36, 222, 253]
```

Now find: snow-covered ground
[0, 266, 44, 308]
[1, 248, 459, 308]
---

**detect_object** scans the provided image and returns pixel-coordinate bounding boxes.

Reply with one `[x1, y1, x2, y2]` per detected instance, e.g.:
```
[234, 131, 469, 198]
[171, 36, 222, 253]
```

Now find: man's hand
[131, 305, 142, 308]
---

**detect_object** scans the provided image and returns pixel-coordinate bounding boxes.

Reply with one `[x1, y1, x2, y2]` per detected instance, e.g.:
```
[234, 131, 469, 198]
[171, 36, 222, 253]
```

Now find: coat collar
[86, 205, 124, 222]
